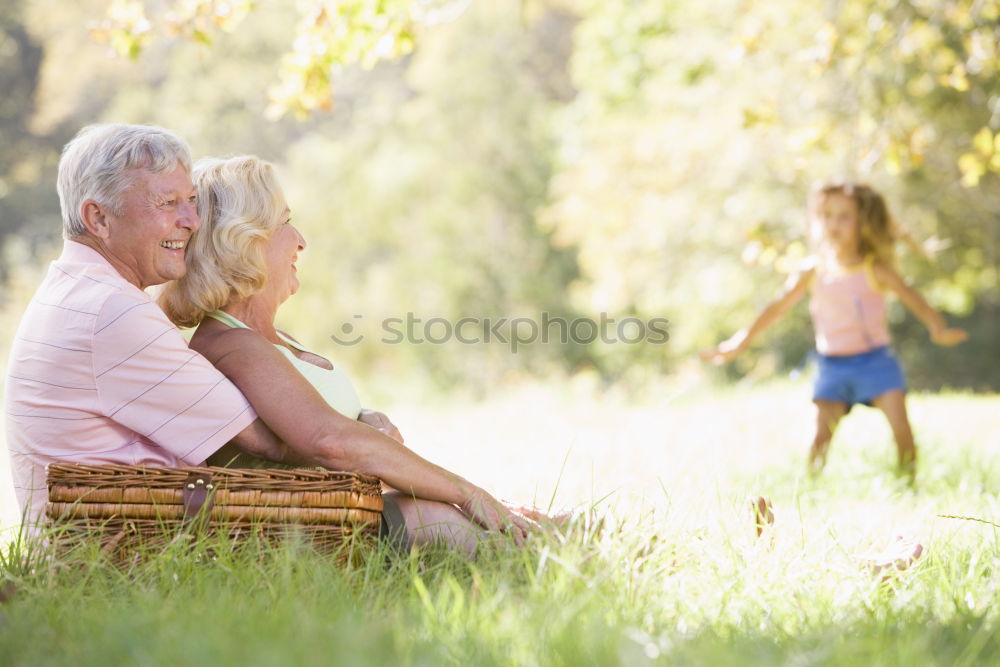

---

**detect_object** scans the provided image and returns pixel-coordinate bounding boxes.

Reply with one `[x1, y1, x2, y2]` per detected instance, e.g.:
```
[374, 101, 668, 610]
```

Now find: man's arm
[229, 418, 288, 461]
[93, 295, 261, 465]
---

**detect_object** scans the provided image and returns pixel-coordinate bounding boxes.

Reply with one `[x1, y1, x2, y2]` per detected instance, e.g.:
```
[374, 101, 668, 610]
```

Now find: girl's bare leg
[809, 400, 848, 475]
[871, 389, 916, 478]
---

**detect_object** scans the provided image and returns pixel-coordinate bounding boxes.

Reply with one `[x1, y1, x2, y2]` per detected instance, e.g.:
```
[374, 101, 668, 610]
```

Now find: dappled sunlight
[5, 381, 998, 549]
[0, 0, 998, 660]
[3, 381, 1000, 661]
[382, 381, 1000, 551]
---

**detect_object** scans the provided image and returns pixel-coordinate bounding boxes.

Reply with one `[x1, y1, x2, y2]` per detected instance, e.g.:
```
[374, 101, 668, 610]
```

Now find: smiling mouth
[160, 240, 186, 250]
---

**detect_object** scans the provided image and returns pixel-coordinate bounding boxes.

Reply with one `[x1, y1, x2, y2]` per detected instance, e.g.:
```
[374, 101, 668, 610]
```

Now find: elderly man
[5, 124, 282, 524]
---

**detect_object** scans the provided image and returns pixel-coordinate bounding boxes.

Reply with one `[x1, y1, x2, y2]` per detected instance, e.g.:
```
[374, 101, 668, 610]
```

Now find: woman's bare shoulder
[190, 320, 271, 365]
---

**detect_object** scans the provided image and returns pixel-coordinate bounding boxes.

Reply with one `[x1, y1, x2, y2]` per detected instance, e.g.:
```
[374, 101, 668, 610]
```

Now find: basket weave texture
[46, 463, 383, 550]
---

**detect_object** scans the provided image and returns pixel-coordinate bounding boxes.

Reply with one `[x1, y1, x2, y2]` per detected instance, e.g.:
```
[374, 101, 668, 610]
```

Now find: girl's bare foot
[751, 496, 775, 537]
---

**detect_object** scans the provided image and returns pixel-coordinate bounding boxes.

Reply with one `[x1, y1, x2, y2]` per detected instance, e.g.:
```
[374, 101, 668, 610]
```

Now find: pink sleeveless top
[809, 255, 891, 356]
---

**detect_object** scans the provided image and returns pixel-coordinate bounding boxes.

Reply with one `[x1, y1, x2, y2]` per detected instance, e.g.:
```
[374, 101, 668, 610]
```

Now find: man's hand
[358, 409, 404, 443]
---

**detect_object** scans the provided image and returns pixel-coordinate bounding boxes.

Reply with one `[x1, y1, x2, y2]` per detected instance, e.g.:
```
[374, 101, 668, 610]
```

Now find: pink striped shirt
[809, 255, 891, 356]
[4, 241, 256, 524]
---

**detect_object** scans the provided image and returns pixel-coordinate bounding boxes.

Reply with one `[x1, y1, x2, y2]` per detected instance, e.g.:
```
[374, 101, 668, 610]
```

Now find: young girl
[701, 182, 967, 477]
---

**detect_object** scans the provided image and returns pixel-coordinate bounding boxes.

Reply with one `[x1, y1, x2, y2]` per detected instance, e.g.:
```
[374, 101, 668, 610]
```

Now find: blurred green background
[1, 0, 997, 399]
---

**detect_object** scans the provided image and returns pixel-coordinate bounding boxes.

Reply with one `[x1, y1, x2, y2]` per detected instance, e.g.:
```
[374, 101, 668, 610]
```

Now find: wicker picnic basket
[46, 463, 384, 553]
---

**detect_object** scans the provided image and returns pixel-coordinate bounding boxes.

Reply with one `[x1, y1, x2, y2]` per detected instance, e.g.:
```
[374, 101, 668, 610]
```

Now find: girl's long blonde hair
[808, 182, 920, 266]
[158, 156, 288, 328]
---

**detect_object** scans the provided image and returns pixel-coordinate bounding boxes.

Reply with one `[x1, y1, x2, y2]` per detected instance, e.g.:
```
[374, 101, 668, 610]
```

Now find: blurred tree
[543, 0, 999, 388]
[6, 0, 585, 395]
[278, 1, 587, 395]
[0, 0, 47, 274]
[90, 0, 467, 118]
[2, 0, 996, 394]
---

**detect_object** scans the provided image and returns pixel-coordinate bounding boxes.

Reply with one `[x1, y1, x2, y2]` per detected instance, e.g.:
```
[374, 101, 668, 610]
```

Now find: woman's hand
[359, 409, 404, 443]
[931, 327, 968, 346]
[460, 488, 536, 546]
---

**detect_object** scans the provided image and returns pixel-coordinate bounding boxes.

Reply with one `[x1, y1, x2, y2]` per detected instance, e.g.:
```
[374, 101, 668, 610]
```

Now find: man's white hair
[57, 123, 192, 238]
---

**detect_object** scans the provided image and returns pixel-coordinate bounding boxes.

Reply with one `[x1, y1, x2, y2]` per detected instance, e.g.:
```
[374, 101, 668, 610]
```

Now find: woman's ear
[80, 200, 111, 239]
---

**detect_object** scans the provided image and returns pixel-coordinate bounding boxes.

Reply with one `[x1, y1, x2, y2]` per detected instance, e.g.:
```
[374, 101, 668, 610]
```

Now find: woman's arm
[700, 267, 814, 365]
[871, 262, 968, 346]
[197, 328, 525, 535]
[275, 329, 405, 441]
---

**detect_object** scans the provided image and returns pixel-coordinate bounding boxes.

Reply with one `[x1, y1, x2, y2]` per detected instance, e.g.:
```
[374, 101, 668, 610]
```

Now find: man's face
[102, 163, 200, 289]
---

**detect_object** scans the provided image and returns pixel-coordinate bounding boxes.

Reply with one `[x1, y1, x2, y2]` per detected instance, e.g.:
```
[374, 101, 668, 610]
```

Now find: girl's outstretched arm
[700, 266, 814, 365]
[871, 262, 968, 346]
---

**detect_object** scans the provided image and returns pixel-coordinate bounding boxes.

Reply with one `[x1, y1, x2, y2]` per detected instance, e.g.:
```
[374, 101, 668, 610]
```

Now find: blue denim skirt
[812, 345, 907, 408]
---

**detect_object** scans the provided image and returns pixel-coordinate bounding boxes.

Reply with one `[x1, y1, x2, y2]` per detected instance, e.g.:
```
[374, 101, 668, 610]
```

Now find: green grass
[2, 380, 999, 665]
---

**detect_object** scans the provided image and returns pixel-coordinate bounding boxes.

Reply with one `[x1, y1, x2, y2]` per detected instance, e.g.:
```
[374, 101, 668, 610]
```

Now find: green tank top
[205, 310, 362, 420]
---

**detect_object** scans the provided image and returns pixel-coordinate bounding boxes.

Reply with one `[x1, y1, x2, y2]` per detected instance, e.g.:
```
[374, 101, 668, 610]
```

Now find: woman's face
[263, 208, 306, 302]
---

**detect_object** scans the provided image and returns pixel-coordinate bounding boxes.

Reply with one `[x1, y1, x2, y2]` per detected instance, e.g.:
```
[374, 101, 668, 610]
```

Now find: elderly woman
[159, 155, 535, 551]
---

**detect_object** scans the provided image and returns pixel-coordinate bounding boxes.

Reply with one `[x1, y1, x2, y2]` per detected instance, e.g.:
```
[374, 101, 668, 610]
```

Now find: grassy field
[2, 379, 999, 665]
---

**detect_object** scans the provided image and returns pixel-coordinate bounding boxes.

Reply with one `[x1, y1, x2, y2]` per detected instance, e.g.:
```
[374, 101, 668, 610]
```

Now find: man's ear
[80, 200, 111, 239]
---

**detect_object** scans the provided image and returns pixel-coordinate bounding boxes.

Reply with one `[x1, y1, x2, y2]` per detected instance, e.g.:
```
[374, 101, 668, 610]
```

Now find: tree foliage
[0, 0, 584, 396]
[0, 0, 47, 273]
[1, 0, 997, 393]
[89, 0, 465, 118]
[542, 0, 999, 387]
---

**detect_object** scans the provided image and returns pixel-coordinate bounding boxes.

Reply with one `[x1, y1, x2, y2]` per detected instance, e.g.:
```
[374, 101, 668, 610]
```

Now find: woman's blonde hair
[808, 181, 919, 266]
[159, 155, 288, 328]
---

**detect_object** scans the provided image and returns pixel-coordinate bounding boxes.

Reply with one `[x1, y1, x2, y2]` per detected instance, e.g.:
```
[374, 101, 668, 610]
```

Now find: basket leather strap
[182, 472, 216, 521]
